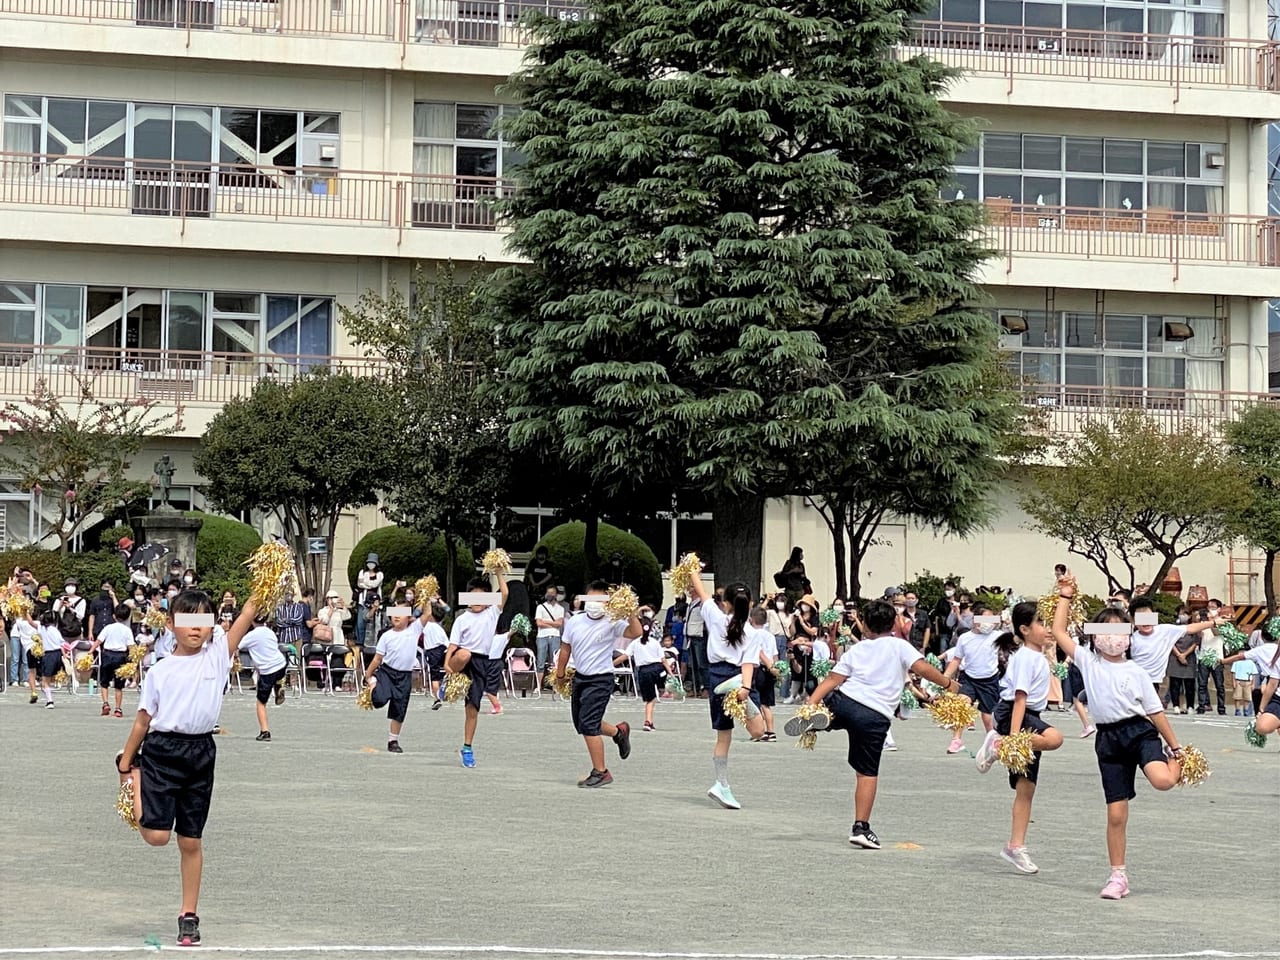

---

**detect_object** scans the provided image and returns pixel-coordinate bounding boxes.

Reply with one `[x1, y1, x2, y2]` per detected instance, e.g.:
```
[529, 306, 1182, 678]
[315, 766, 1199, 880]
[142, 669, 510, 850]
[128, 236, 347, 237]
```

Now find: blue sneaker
[459, 746, 476, 768]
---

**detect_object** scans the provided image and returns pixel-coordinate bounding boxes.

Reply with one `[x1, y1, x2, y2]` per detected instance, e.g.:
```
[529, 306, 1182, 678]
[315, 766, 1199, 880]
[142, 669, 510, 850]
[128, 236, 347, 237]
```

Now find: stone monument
[135, 455, 203, 581]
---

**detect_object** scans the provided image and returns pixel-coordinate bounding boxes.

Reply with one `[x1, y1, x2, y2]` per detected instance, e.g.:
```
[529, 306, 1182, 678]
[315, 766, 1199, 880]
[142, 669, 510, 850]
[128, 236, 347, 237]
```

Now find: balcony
[1019, 382, 1279, 437]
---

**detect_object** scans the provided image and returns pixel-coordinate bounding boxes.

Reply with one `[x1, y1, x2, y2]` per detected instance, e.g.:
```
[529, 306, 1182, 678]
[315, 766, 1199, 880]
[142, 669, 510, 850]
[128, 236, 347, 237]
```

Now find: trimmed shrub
[533, 522, 662, 606]
[64, 550, 130, 591]
[1139, 591, 1183, 624]
[0, 546, 65, 589]
[901, 569, 966, 611]
[346, 527, 474, 597]
[187, 511, 261, 600]
[98, 524, 135, 549]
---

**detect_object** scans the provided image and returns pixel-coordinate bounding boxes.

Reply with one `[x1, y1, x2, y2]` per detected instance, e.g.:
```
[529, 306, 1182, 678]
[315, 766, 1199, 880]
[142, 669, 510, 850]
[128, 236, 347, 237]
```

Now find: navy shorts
[636, 662, 665, 703]
[40, 650, 63, 679]
[1068, 662, 1087, 704]
[255, 665, 287, 704]
[958, 671, 1000, 715]
[571, 672, 614, 736]
[993, 699, 1052, 789]
[371, 665, 412, 723]
[139, 731, 216, 838]
[752, 663, 776, 708]
[825, 689, 892, 778]
[464, 654, 489, 711]
[484, 655, 504, 696]
[1261, 693, 1280, 722]
[1095, 716, 1166, 803]
[423, 645, 445, 677]
[707, 662, 760, 731]
[100, 650, 129, 690]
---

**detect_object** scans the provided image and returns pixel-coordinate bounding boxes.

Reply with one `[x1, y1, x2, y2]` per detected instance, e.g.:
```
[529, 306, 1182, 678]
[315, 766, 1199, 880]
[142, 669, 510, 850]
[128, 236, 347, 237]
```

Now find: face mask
[905, 599, 917, 608]
[1207, 608, 1219, 616]
[405, 594, 415, 603]
[973, 619, 992, 634]
[944, 589, 955, 598]
[546, 595, 556, 603]
[183, 576, 193, 584]
[776, 601, 786, 610]
[1093, 633, 1130, 657]
[584, 600, 606, 619]
[66, 586, 77, 595]
[167, 591, 178, 600]
[893, 605, 905, 615]
[366, 564, 375, 570]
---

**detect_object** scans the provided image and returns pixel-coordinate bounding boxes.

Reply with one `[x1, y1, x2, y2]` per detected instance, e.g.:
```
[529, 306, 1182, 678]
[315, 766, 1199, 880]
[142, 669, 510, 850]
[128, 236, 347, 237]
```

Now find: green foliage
[901, 570, 966, 611]
[186, 511, 260, 600]
[974, 590, 1008, 613]
[1077, 593, 1107, 619]
[98, 524, 134, 548]
[1137, 592, 1183, 624]
[346, 526, 474, 598]
[1225, 403, 1280, 610]
[0, 374, 177, 553]
[63, 550, 128, 591]
[0, 546, 67, 588]
[195, 372, 401, 594]
[487, 0, 994, 586]
[1021, 410, 1250, 593]
[534, 522, 662, 606]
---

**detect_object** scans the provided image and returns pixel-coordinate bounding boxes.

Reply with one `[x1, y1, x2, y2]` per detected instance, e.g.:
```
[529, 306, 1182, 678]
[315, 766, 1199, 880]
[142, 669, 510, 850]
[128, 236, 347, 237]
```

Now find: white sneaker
[975, 729, 1001, 773]
[706, 782, 741, 810]
[713, 675, 744, 695]
[781, 695, 794, 704]
[883, 732, 898, 752]
[1001, 844, 1039, 874]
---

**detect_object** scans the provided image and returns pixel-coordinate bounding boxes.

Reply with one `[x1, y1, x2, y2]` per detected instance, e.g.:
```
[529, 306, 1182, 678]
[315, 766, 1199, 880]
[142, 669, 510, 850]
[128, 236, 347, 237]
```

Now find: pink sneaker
[975, 729, 1002, 773]
[1080, 725, 1096, 739]
[1100, 873, 1129, 899]
[946, 736, 965, 754]
[489, 704, 503, 715]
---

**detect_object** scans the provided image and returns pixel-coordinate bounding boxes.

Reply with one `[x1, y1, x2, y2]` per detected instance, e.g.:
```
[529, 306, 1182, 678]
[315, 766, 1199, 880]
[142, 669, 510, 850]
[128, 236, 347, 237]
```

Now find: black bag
[59, 603, 83, 639]
[772, 570, 787, 590]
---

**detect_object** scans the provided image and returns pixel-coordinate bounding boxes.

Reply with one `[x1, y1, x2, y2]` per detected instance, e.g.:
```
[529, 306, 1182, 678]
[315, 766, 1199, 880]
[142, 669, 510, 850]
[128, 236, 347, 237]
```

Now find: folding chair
[302, 643, 331, 694]
[328, 645, 357, 695]
[505, 647, 540, 699]
[279, 644, 303, 699]
[612, 654, 637, 699]
[231, 651, 256, 694]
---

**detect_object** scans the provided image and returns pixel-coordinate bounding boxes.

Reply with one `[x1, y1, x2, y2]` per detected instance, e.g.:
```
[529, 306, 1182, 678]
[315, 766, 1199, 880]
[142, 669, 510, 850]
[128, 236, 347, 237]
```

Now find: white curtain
[1182, 316, 1223, 393]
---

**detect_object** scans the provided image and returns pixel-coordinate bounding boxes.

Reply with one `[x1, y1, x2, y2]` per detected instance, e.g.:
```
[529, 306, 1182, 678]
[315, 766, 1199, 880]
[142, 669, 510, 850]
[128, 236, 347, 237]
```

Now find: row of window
[921, 0, 1224, 37]
[0, 283, 332, 365]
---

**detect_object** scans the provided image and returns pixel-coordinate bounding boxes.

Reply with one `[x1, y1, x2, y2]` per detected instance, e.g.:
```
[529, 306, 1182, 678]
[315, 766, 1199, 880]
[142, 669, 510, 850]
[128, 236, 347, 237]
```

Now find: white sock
[42, 685, 52, 702]
[713, 755, 729, 786]
[388, 732, 398, 742]
[1111, 864, 1126, 877]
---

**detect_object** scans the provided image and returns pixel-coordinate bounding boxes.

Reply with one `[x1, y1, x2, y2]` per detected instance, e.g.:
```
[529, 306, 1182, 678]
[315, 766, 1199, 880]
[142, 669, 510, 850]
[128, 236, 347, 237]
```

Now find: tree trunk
[711, 492, 765, 593]
[444, 531, 458, 607]
[830, 502, 848, 600]
[1148, 553, 1177, 599]
[583, 512, 600, 586]
[846, 507, 887, 601]
[1264, 548, 1276, 614]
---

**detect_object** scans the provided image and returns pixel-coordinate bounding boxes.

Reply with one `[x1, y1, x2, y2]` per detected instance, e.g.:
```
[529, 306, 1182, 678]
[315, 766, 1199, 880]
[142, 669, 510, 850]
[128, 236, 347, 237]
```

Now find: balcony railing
[905, 22, 1280, 92]
[1020, 382, 1279, 436]
[0, 153, 515, 232]
[0, 0, 586, 46]
[984, 201, 1280, 271]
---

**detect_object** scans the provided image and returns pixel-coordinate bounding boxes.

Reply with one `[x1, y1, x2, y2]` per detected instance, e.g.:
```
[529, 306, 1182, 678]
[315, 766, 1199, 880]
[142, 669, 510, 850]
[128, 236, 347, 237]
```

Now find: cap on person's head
[366, 552, 379, 564]
[326, 591, 340, 600]
[65, 578, 78, 588]
[883, 586, 898, 600]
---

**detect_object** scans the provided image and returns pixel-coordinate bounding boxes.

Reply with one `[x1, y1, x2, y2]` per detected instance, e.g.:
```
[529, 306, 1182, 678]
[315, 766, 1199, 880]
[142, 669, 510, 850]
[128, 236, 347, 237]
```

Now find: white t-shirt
[13, 618, 36, 653]
[152, 629, 176, 659]
[832, 634, 923, 720]
[377, 621, 424, 672]
[38, 624, 63, 650]
[535, 602, 565, 638]
[97, 622, 135, 654]
[1131, 623, 1185, 683]
[138, 640, 230, 734]
[812, 638, 832, 663]
[449, 606, 500, 654]
[702, 601, 755, 666]
[627, 637, 664, 667]
[422, 621, 448, 651]
[1072, 648, 1164, 724]
[562, 612, 628, 675]
[1198, 628, 1224, 660]
[1000, 645, 1050, 712]
[951, 628, 999, 679]
[1243, 643, 1280, 680]
[238, 625, 286, 673]
[488, 629, 510, 659]
[745, 625, 775, 666]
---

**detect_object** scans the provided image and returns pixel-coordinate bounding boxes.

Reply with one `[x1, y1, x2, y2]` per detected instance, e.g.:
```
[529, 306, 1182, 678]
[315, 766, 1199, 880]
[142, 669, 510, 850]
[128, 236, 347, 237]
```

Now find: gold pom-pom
[245, 541, 297, 611]
[605, 584, 639, 621]
[143, 608, 168, 632]
[31, 640, 43, 657]
[115, 661, 137, 680]
[356, 684, 374, 710]
[75, 654, 93, 672]
[670, 552, 702, 597]
[481, 549, 512, 576]
[998, 730, 1037, 776]
[1, 588, 33, 621]
[128, 643, 146, 663]
[1177, 744, 1210, 787]
[1037, 587, 1088, 632]
[53, 670, 67, 687]
[925, 693, 979, 734]
[415, 575, 440, 603]
[115, 779, 139, 832]
[444, 671, 472, 704]
[721, 690, 748, 724]
[549, 667, 575, 699]
[793, 702, 833, 751]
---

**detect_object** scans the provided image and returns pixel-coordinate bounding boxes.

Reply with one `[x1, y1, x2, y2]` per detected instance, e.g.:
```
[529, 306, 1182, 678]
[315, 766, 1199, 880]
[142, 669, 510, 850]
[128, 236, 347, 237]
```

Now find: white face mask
[183, 576, 193, 584]
[776, 602, 786, 610]
[584, 600, 606, 619]
[65, 586, 77, 595]
[893, 605, 905, 615]
[1093, 633, 1131, 657]
[974, 620, 993, 635]
[944, 589, 955, 598]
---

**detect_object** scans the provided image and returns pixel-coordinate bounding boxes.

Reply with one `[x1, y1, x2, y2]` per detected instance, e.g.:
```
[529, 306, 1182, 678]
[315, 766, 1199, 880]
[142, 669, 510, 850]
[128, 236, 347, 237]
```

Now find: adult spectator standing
[766, 593, 793, 663]
[52, 579, 87, 641]
[775, 547, 808, 603]
[932, 581, 959, 652]
[534, 586, 565, 688]
[525, 546, 555, 598]
[1166, 628, 1197, 713]
[602, 550, 626, 586]
[86, 579, 118, 643]
[903, 590, 932, 653]
[275, 588, 316, 658]
[354, 553, 383, 647]
[685, 589, 709, 697]
[887, 590, 913, 641]
[1195, 604, 1226, 715]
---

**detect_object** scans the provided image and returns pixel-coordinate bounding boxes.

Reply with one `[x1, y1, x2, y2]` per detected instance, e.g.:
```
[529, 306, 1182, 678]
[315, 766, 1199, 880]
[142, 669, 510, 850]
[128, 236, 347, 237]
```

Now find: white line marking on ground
[0, 948, 1275, 959]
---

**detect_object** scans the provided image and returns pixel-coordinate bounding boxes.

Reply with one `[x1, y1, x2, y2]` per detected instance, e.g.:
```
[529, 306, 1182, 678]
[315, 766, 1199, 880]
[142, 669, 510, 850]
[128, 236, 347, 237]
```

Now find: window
[0, 283, 37, 357]
[411, 102, 521, 228]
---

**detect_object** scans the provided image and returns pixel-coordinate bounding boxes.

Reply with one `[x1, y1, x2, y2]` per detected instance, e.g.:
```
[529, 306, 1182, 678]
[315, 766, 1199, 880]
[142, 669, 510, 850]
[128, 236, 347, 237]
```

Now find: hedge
[186, 511, 261, 599]
[346, 527, 474, 597]
[533, 522, 662, 606]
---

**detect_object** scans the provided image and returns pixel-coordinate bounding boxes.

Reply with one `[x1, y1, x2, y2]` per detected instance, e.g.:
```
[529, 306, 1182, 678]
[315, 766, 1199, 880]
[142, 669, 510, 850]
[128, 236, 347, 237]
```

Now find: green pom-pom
[900, 686, 919, 709]
[925, 653, 944, 672]
[1197, 650, 1220, 669]
[1218, 623, 1248, 654]
[773, 659, 791, 679]
[811, 658, 833, 679]
[819, 607, 840, 627]
[1245, 720, 1268, 749]
[1052, 660, 1069, 679]
[1266, 615, 1280, 640]
[509, 614, 532, 640]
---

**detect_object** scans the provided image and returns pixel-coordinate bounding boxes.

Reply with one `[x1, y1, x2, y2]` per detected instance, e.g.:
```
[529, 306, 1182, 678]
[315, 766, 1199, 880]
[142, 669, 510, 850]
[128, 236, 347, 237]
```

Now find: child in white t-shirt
[443, 574, 509, 768]
[237, 618, 288, 741]
[90, 604, 137, 717]
[363, 605, 429, 753]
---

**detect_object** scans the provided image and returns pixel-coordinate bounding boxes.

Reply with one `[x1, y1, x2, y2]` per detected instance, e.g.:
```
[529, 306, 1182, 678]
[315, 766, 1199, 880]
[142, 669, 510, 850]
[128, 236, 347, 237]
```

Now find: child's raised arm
[225, 596, 258, 657]
[1052, 591, 1077, 659]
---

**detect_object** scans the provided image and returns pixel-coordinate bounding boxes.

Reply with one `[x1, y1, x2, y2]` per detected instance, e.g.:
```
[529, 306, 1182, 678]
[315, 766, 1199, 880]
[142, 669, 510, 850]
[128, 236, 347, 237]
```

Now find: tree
[1021, 409, 1251, 593]
[1225, 402, 1280, 611]
[339, 263, 511, 604]
[194, 372, 400, 594]
[487, 0, 992, 588]
[0, 375, 178, 553]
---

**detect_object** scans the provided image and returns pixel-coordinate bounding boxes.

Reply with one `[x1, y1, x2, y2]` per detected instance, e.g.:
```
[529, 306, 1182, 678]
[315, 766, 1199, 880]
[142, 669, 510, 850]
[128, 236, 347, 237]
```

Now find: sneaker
[102, 702, 112, 716]
[1196, 706, 1206, 715]
[713, 674, 743, 695]
[1100, 873, 1130, 899]
[577, 768, 612, 788]
[946, 736, 965, 754]
[1235, 709, 1243, 716]
[44, 701, 54, 709]
[1245, 706, 1254, 717]
[255, 731, 271, 742]
[489, 704, 503, 715]
[387, 740, 403, 754]
[275, 684, 286, 705]
[848, 822, 881, 850]
[781, 695, 794, 704]
[459, 746, 476, 768]
[1080, 725, 1096, 739]
[706, 781, 741, 810]
[883, 734, 898, 752]
[783, 709, 830, 738]
[642, 721, 654, 732]
[762, 731, 776, 742]
[176, 913, 201, 947]
[975, 729, 1001, 773]
[1000, 844, 1039, 875]
[29, 693, 38, 704]
[613, 721, 632, 760]
[432, 698, 443, 711]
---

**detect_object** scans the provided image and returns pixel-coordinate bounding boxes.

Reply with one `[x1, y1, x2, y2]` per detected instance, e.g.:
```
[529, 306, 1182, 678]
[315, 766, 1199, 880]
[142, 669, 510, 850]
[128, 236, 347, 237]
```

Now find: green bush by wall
[533, 522, 662, 606]
[346, 527, 474, 597]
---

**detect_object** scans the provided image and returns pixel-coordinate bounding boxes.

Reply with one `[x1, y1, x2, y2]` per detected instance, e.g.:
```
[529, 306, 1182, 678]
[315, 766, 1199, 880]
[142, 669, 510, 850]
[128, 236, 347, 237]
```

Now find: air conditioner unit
[1205, 152, 1225, 168]
[1164, 321, 1195, 342]
[999, 314, 1029, 335]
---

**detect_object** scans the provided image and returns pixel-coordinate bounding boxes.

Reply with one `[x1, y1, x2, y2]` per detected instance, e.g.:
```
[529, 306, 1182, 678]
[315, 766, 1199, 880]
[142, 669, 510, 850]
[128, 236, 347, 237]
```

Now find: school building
[0, 1, 1277, 603]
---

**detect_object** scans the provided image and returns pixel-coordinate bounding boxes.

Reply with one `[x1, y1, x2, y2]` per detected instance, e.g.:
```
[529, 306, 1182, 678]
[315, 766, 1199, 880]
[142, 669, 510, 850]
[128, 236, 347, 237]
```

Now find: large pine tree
[489, 0, 1000, 587]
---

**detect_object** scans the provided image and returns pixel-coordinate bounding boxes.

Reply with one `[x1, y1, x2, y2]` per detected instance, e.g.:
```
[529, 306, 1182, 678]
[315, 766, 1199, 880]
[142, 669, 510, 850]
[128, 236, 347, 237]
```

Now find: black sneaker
[177, 913, 200, 947]
[255, 731, 271, 742]
[274, 684, 286, 705]
[784, 710, 830, 738]
[577, 768, 613, 788]
[613, 721, 632, 760]
[848, 821, 881, 850]
[431, 698, 443, 711]
[29, 693, 38, 704]
[387, 740, 403, 753]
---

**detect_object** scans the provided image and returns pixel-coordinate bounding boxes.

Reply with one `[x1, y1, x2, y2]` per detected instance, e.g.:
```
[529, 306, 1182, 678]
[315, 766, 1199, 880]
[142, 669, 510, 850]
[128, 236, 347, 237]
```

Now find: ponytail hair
[996, 600, 1041, 675]
[725, 582, 751, 648]
[992, 630, 1020, 677]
